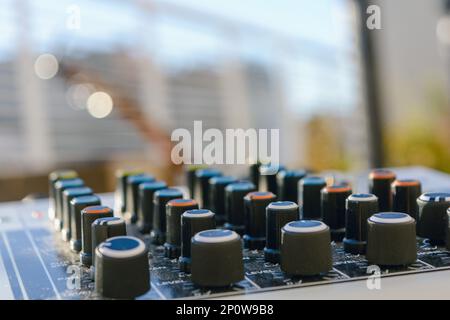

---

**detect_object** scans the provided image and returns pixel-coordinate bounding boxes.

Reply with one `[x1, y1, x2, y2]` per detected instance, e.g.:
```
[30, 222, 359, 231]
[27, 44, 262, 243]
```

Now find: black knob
[195, 168, 222, 208]
[392, 179, 422, 220]
[321, 184, 352, 241]
[95, 236, 150, 299]
[185, 165, 205, 198]
[150, 188, 183, 245]
[343, 193, 378, 254]
[224, 181, 256, 234]
[280, 220, 332, 276]
[164, 199, 199, 259]
[417, 192, 450, 245]
[299, 176, 326, 219]
[69, 195, 101, 252]
[80, 206, 114, 266]
[91, 217, 127, 267]
[264, 201, 299, 263]
[191, 229, 244, 287]
[61, 187, 93, 242]
[369, 169, 396, 211]
[249, 162, 261, 187]
[179, 209, 216, 273]
[48, 170, 78, 220]
[54, 178, 84, 231]
[126, 174, 155, 224]
[277, 169, 307, 202]
[137, 181, 167, 234]
[115, 169, 143, 214]
[243, 191, 277, 250]
[209, 176, 237, 225]
[259, 164, 285, 193]
[366, 212, 417, 266]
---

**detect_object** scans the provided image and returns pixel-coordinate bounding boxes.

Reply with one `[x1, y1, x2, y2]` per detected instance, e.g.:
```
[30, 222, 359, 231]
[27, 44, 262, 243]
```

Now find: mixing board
[0, 166, 449, 300]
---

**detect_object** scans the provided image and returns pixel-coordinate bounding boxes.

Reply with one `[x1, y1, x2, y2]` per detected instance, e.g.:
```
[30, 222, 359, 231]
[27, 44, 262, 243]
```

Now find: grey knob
[69, 195, 101, 252]
[191, 229, 244, 287]
[91, 217, 127, 267]
[417, 192, 450, 245]
[61, 187, 93, 242]
[280, 220, 332, 276]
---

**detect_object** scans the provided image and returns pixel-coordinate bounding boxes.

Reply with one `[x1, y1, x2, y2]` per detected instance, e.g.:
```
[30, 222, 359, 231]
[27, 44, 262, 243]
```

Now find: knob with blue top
[150, 188, 183, 245]
[264, 201, 299, 263]
[54, 178, 84, 231]
[417, 192, 450, 245]
[61, 186, 93, 242]
[48, 169, 78, 220]
[299, 176, 326, 220]
[366, 212, 417, 266]
[80, 205, 114, 266]
[259, 164, 285, 193]
[115, 169, 143, 214]
[209, 176, 237, 225]
[224, 181, 256, 234]
[195, 168, 222, 208]
[191, 229, 244, 287]
[179, 209, 216, 273]
[91, 217, 127, 267]
[280, 220, 332, 276]
[344, 193, 378, 254]
[126, 174, 155, 224]
[277, 169, 307, 202]
[137, 181, 167, 234]
[95, 236, 150, 299]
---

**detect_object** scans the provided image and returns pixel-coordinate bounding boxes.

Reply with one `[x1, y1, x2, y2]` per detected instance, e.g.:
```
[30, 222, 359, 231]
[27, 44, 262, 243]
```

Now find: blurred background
[0, 0, 449, 201]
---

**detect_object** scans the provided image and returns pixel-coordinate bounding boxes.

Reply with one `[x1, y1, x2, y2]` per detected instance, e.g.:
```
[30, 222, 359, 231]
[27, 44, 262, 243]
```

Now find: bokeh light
[34, 53, 59, 79]
[86, 91, 114, 118]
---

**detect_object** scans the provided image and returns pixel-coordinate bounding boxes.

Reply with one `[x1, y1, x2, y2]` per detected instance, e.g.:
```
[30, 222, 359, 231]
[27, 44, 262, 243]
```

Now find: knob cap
[69, 195, 101, 252]
[249, 162, 261, 187]
[115, 169, 143, 214]
[179, 209, 216, 273]
[185, 165, 205, 198]
[366, 212, 417, 266]
[54, 178, 84, 231]
[137, 181, 167, 234]
[61, 187, 93, 242]
[280, 220, 332, 276]
[150, 188, 183, 245]
[191, 229, 244, 287]
[243, 191, 277, 250]
[224, 181, 256, 234]
[277, 169, 307, 202]
[209, 176, 237, 225]
[95, 236, 150, 299]
[126, 174, 155, 223]
[195, 168, 222, 208]
[164, 199, 199, 259]
[91, 217, 127, 267]
[343, 193, 378, 254]
[48, 170, 78, 220]
[417, 192, 450, 245]
[80, 206, 114, 266]
[264, 201, 299, 263]
[392, 179, 421, 220]
[299, 176, 326, 219]
[321, 184, 352, 241]
[369, 169, 396, 212]
[259, 164, 285, 193]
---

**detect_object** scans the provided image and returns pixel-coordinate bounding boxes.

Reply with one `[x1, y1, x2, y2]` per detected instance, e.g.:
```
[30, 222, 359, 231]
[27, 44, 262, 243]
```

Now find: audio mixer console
[0, 166, 449, 300]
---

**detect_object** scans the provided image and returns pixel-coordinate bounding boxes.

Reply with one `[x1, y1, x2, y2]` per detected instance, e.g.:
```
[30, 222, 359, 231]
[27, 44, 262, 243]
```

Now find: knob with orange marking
[80, 205, 113, 266]
[321, 184, 352, 241]
[369, 169, 396, 211]
[392, 179, 421, 220]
